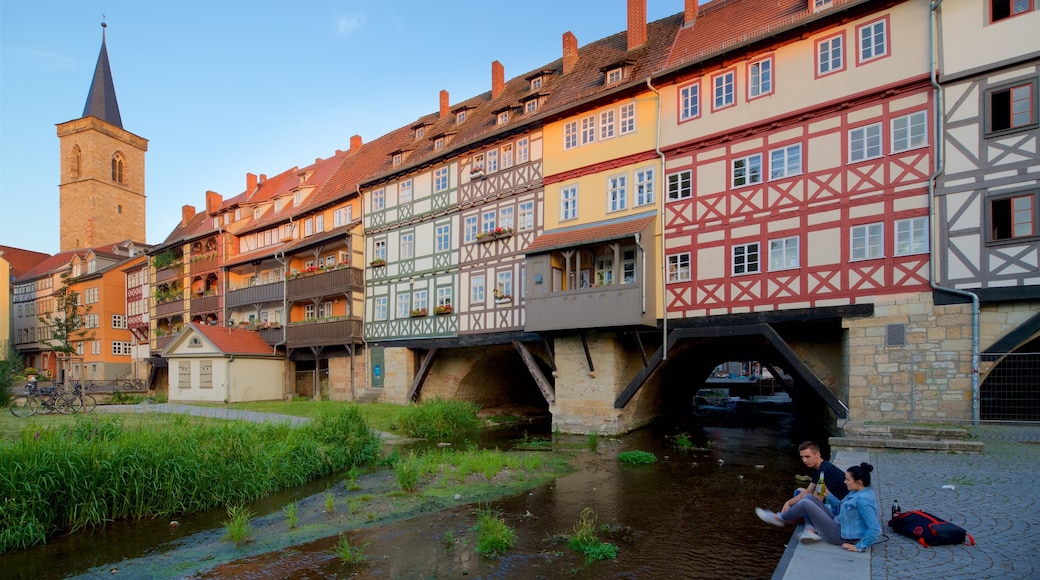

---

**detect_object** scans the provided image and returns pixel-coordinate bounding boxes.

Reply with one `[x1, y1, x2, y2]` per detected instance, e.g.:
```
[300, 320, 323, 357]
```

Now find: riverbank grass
[474, 505, 515, 557]
[568, 507, 619, 564]
[221, 505, 254, 545]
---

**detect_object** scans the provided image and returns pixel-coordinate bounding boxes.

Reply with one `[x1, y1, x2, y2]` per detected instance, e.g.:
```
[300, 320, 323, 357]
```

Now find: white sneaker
[799, 529, 822, 543]
[755, 507, 784, 527]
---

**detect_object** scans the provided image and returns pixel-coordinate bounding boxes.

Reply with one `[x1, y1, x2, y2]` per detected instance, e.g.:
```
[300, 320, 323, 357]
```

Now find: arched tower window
[111, 153, 125, 184]
[71, 145, 81, 179]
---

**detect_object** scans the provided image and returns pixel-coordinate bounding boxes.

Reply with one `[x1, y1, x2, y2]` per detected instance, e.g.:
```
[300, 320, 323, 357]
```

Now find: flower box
[410, 308, 428, 317]
[435, 305, 454, 315]
[475, 227, 513, 241]
[369, 259, 387, 267]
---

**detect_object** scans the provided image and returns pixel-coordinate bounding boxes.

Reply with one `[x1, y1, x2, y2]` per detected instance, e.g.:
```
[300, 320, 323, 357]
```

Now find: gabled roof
[0, 246, 51, 278]
[525, 214, 656, 255]
[164, 323, 278, 357]
[82, 28, 122, 129]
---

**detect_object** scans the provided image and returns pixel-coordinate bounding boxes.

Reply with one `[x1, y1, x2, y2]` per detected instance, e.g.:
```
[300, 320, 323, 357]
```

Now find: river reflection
[7, 411, 819, 579]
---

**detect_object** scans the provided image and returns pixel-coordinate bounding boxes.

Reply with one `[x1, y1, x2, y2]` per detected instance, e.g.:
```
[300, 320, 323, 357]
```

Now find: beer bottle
[816, 473, 827, 500]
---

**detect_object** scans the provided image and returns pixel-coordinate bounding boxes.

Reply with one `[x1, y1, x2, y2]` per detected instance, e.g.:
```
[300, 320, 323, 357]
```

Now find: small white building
[162, 323, 284, 403]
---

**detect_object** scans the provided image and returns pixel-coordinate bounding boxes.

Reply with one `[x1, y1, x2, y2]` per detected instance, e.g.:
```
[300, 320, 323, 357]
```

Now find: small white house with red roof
[161, 323, 284, 403]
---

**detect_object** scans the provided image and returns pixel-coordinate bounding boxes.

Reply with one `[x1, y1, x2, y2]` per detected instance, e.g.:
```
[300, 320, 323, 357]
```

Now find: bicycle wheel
[65, 393, 85, 413]
[80, 394, 98, 413]
[55, 394, 75, 414]
[9, 395, 38, 417]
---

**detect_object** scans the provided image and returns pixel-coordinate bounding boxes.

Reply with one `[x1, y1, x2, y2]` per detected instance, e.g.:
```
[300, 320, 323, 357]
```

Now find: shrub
[396, 398, 480, 439]
[474, 505, 515, 557]
[617, 450, 658, 465]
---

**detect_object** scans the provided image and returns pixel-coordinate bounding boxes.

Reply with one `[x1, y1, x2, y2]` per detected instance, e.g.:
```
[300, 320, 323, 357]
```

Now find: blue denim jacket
[837, 487, 881, 551]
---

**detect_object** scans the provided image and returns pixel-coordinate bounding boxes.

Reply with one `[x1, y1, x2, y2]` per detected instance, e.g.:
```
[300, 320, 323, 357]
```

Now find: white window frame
[374, 239, 387, 261]
[732, 242, 761, 275]
[748, 56, 773, 99]
[436, 223, 450, 252]
[895, 216, 929, 256]
[857, 18, 888, 64]
[817, 33, 844, 76]
[519, 201, 535, 230]
[434, 167, 449, 192]
[464, 215, 478, 243]
[502, 144, 513, 168]
[487, 150, 499, 173]
[396, 294, 411, 318]
[769, 236, 800, 270]
[608, 174, 628, 212]
[517, 138, 529, 163]
[667, 170, 693, 201]
[564, 121, 578, 150]
[732, 154, 763, 188]
[849, 122, 883, 163]
[712, 70, 736, 110]
[667, 253, 691, 283]
[892, 111, 928, 153]
[400, 179, 413, 203]
[619, 103, 636, 134]
[401, 232, 414, 259]
[437, 287, 453, 308]
[500, 206, 514, 230]
[374, 296, 387, 321]
[372, 189, 385, 211]
[600, 109, 616, 140]
[851, 223, 884, 260]
[412, 290, 428, 313]
[496, 271, 513, 301]
[769, 144, 802, 180]
[635, 167, 655, 206]
[471, 275, 486, 304]
[680, 82, 700, 121]
[482, 210, 497, 234]
[561, 185, 578, 221]
[581, 115, 596, 145]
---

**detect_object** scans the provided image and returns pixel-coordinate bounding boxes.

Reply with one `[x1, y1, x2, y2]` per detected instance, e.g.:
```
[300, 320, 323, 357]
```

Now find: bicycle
[9, 382, 77, 417]
[66, 381, 99, 413]
[119, 378, 144, 391]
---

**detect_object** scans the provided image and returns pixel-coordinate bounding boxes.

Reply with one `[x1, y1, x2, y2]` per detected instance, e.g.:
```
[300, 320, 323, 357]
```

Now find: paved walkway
[95, 402, 311, 425]
[775, 425, 1040, 580]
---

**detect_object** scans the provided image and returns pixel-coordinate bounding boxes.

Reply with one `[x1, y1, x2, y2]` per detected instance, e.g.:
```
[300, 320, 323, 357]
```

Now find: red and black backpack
[888, 510, 976, 547]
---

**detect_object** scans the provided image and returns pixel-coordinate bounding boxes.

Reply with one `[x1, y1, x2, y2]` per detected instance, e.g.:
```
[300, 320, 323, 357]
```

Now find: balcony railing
[225, 281, 285, 309]
[154, 335, 173, 351]
[189, 254, 219, 273]
[155, 265, 182, 284]
[189, 293, 220, 314]
[287, 267, 363, 302]
[258, 327, 285, 345]
[155, 298, 185, 318]
[286, 317, 363, 347]
[524, 283, 651, 332]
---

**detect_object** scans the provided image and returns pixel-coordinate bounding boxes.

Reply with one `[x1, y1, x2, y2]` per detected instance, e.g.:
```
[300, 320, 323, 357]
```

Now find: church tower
[57, 23, 148, 251]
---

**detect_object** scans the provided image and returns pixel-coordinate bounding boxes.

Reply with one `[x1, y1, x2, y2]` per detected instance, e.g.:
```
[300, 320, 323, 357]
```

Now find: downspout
[647, 77, 668, 360]
[274, 227, 290, 398]
[226, 354, 234, 404]
[634, 233, 646, 314]
[928, 0, 980, 425]
[357, 183, 371, 393]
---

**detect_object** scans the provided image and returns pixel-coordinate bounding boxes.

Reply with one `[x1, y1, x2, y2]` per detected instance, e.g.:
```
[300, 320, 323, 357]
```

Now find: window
[622, 248, 637, 283]
[374, 296, 387, 320]
[635, 167, 655, 206]
[112, 341, 132, 356]
[374, 239, 387, 261]
[314, 214, 324, 233]
[595, 255, 614, 286]
[600, 109, 616, 140]
[435, 137, 445, 150]
[434, 167, 449, 192]
[112, 314, 127, 329]
[334, 206, 352, 227]
[892, 111, 928, 153]
[304, 219, 314, 237]
[471, 275, 485, 303]
[895, 217, 929, 255]
[733, 243, 760, 275]
[564, 121, 578, 150]
[519, 201, 534, 230]
[988, 81, 1036, 134]
[517, 138, 529, 163]
[111, 153, 124, 183]
[436, 224, 450, 252]
[849, 123, 883, 162]
[620, 104, 636, 134]
[581, 116, 596, 145]
[319, 300, 333, 318]
[487, 150, 498, 173]
[667, 170, 693, 201]
[396, 294, 411, 318]
[502, 144, 513, 168]
[456, 110, 467, 124]
[748, 57, 773, 98]
[401, 232, 414, 259]
[400, 180, 413, 203]
[608, 174, 628, 212]
[606, 68, 623, 84]
[85, 314, 100, 329]
[769, 144, 802, 179]
[92, 340, 101, 355]
[482, 210, 497, 234]
[437, 287, 452, 308]
[990, 193, 1036, 241]
[498, 111, 509, 125]
[667, 253, 691, 282]
[294, 192, 302, 206]
[712, 70, 735, 110]
[816, 33, 844, 76]
[305, 303, 316, 319]
[561, 185, 578, 221]
[412, 291, 428, 313]
[526, 100, 538, 114]
[857, 18, 888, 63]
[992, 0, 1032, 22]
[496, 271, 513, 301]
[392, 153, 402, 166]
[372, 189, 385, 211]
[733, 154, 763, 187]
[531, 77, 543, 90]
[769, 237, 800, 270]
[465, 215, 478, 242]
[500, 206, 514, 230]
[680, 82, 700, 121]
[415, 127, 424, 139]
[85, 287, 99, 304]
[851, 223, 884, 260]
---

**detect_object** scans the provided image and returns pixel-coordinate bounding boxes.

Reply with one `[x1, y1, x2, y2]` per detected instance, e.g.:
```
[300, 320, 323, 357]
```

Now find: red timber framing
[663, 78, 933, 316]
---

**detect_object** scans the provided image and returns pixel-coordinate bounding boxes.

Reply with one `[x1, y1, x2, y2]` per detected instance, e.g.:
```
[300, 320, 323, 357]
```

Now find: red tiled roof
[191, 323, 278, 356]
[524, 215, 656, 254]
[0, 245, 51, 278]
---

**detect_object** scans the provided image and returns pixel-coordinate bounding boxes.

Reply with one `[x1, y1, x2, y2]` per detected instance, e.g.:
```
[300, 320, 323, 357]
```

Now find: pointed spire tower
[56, 20, 148, 251]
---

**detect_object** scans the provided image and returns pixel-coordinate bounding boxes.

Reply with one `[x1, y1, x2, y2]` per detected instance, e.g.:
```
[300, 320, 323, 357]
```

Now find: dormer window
[456, 111, 467, 124]
[526, 100, 538, 114]
[498, 111, 509, 125]
[606, 68, 623, 85]
[253, 207, 261, 219]
[531, 77, 543, 90]
[435, 137, 445, 150]
[294, 192, 302, 206]
[235, 208, 241, 221]
[275, 198, 284, 212]
[415, 127, 425, 139]
[393, 153, 403, 166]
[813, 0, 834, 12]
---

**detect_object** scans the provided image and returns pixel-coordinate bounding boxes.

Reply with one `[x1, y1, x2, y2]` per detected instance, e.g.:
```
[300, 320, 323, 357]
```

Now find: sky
[1, 0, 686, 255]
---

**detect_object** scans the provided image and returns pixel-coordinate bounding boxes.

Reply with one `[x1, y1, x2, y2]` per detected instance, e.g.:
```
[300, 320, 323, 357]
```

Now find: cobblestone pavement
[870, 426, 1040, 580]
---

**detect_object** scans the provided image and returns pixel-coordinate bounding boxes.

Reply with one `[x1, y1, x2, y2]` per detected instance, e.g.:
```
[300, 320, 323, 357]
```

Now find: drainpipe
[274, 246, 290, 399]
[226, 354, 234, 403]
[634, 233, 646, 314]
[357, 183, 371, 393]
[928, 0, 980, 425]
[647, 77, 668, 360]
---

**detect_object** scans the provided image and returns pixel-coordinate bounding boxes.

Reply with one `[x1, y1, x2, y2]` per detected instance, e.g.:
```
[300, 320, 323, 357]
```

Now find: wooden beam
[513, 341, 555, 404]
[405, 347, 439, 402]
[580, 332, 595, 373]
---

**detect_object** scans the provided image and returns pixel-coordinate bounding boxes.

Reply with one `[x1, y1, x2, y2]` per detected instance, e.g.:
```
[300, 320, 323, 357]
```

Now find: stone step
[842, 424, 972, 441]
[830, 436, 984, 454]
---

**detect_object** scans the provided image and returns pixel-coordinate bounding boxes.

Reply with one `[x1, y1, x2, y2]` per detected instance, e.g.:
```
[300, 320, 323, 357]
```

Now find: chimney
[182, 205, 196, 226]
[349, 134, 363, 154]
[684, 0, 698, 27]
[206, 191, 222, 214]
[246, 172, 257, 193]
[440, 90, 450, 119]
[259, 173, 267, 183]
[491, 61, 505, 100]
[628, 0, 647, 50]
[562, 32, 578, 75]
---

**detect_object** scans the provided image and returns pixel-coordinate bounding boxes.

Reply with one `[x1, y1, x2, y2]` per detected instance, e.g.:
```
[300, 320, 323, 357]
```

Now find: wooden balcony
[155, 335, 173, 351]
[155, 265, 183, 284]
[155, 299, 185, 318]
[525, 283, 652, 332]
[287, 267, 363, 302]
[189, 293, 220, 315]
[258, 327, 285, 345]
[286, 317, 363, 348]
[225, 282, 284, 309]
[189, 254, 219, 273]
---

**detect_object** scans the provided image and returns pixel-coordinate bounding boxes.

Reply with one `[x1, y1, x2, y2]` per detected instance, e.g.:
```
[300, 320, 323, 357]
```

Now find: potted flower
[23, 367, 39, 382]
[476, 226, 513, 241]
[435, 304, 454, 315]
[469, 165, 485, 178]
[369, 258, 387, 267]
[410, 307, 428, 317]
[493, 288, 512, 303]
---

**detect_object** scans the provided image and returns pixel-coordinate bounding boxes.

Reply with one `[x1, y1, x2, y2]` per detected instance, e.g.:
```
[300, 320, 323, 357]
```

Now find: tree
[38, 270, 95, 358]
[0, 348, 22, 407]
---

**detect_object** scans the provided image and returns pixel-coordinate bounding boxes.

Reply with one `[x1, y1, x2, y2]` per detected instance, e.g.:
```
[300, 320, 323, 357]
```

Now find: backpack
[887, 509, 975, 547]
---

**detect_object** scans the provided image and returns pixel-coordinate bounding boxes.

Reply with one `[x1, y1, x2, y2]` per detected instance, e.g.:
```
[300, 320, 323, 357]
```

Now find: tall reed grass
[0, 405, 381, 554]
[394, 397, 480, 438]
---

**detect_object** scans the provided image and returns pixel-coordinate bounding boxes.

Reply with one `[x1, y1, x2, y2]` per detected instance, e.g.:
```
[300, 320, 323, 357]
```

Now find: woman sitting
[755, 462, 881, 553]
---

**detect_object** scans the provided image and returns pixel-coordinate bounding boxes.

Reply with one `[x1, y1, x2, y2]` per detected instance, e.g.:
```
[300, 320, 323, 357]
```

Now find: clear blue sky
[1, 1, 685, 255]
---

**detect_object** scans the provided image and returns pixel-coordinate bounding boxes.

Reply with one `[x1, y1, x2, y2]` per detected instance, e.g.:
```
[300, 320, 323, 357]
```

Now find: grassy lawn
[0, 411, 216, 442]
[183, 400, 408, 433]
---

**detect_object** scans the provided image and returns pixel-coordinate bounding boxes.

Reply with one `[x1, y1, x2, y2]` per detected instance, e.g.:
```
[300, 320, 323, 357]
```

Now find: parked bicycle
[9, 381, 77, 417]
[66, 381, 99, 413]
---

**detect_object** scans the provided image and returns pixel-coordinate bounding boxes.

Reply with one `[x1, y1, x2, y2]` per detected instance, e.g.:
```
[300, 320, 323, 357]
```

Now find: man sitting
[782, 440, 848, 516]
